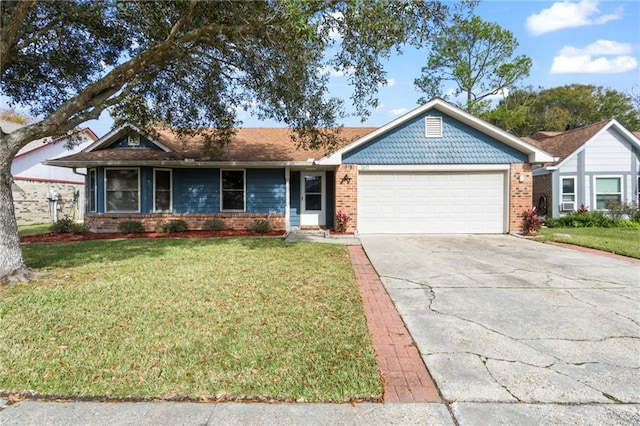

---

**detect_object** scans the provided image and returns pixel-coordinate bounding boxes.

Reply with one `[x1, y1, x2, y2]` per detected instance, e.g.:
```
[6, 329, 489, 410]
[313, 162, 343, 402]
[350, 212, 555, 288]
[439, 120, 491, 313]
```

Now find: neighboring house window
[154, 169, 172, 212]
[88, 169, 97, 212]
[105, 168, 139, 212]
[561, 177, 576, 211]
[221, 169, 245, 211]
[425, 116, 443, 138]
[638, 175, 640, 203]
[594, 177, 622, 210]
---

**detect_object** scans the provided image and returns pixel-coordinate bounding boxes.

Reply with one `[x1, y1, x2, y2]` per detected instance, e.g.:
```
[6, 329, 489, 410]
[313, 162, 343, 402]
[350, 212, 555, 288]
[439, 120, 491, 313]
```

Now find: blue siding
[246, 169, 285, 214]
[173, 168, 220, 213]
[289, 171, 300, 227]
[343, 110, 527, 164]
[106, 135, 159, 149]
[140, 167, 153, 213]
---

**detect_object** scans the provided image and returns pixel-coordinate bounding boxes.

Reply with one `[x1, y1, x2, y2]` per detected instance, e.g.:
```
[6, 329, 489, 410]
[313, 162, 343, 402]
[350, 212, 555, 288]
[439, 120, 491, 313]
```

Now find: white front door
[300, 171, 326, 226]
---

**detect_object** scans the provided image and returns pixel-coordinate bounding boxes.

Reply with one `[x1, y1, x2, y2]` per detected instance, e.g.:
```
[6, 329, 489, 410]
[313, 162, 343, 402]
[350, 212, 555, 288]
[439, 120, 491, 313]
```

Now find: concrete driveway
[361, 235, 640, 424]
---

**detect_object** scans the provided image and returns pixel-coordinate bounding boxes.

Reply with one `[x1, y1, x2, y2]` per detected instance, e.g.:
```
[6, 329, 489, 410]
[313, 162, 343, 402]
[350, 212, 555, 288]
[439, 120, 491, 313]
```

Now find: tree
[0, 0, 474, 281]
[482, 84, 640, 136]
[414, 15, 531, 110]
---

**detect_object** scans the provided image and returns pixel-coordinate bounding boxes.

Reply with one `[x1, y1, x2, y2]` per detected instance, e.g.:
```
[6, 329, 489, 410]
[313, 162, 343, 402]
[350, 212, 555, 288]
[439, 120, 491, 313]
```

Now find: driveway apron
[361, 235, 640, 424]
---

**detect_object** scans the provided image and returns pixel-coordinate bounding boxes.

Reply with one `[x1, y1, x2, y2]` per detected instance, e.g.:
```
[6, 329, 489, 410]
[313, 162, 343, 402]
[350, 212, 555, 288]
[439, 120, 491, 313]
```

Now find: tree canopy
[0, 0, 474, 281]
[480, 84, 640, 136]
[414, 15, 531, 109]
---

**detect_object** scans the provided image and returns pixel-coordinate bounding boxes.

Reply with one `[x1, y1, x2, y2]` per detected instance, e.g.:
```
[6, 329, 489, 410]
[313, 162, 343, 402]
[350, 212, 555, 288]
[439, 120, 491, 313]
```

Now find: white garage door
[358, 171, 506, 234]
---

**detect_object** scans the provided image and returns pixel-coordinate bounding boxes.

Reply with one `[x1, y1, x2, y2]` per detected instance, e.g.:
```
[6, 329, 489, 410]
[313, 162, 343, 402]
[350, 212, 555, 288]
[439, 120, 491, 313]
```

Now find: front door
[300, 171, 325, 226]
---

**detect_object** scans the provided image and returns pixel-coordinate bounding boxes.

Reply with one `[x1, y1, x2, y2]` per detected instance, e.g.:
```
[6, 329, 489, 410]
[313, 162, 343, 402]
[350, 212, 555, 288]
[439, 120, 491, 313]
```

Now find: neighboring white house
[3, 119, 98, 225]
[529, 119, 640, 217]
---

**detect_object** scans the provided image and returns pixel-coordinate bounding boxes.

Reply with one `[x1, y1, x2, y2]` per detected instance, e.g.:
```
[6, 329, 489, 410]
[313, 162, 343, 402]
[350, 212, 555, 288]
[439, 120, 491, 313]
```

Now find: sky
[4, 0, 640, 137]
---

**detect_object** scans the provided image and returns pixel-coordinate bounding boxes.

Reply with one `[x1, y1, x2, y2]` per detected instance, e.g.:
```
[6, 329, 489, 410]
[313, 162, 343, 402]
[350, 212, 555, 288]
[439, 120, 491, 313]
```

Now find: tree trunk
[0, 156, 27, 282]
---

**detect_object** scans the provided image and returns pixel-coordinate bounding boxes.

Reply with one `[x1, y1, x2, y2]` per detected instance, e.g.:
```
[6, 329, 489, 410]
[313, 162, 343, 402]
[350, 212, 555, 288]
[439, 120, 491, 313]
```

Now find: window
[595, 177, 621, 210]
[221, 169, 245, 211]
[88, 169, 97, 212]
[561, 177, 576, 211]
[637, 175, 640, 203]
[105, 168, 139, 212]
[154, 169, 172, 212]
[425, 116, 443, 138]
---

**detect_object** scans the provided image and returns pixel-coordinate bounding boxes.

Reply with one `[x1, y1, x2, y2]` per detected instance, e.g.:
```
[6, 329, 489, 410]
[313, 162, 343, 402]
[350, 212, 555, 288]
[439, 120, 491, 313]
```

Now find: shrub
[160, 220, 189, 233]
[521, 207, 541, 236]
[249, 219, 272, 234]
[117, 220, 145, 234]
[203, 218, 224, 231]
[577, 204, 589, 215]
[546, 210, 618, 228]
[335, 209, 351, 233]
[49, 217, 88, 234]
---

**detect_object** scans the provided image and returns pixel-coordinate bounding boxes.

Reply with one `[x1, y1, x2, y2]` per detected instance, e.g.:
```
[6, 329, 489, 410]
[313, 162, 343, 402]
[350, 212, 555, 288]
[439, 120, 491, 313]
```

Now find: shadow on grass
[21, 236, 302, 270]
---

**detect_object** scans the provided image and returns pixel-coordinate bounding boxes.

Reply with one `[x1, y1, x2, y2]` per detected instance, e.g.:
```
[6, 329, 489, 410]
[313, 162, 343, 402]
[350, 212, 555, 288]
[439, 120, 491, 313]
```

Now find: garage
[358, 170, 507, 234]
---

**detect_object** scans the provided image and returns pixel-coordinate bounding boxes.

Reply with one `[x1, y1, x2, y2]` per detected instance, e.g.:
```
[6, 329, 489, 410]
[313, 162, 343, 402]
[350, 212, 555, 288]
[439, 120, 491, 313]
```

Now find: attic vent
[128, 134, 140, 146]
[425, 116, 443, 138]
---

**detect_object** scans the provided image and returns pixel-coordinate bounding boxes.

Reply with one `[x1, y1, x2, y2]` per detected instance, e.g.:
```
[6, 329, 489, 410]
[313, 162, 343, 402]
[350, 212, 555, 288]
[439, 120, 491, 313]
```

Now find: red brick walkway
[347, 246, 441, 403]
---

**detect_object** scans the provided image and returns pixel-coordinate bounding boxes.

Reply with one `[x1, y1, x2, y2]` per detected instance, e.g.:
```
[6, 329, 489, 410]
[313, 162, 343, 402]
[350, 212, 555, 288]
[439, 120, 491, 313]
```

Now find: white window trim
[88, 168, 97, 212]
[105, 167, 140, 213]
[561, 176, 576, 211]
[220, 169, 246, 212]
[153, 168, 172, 213]
[593, 175, 622, 211]
[425, 116, 443, 138]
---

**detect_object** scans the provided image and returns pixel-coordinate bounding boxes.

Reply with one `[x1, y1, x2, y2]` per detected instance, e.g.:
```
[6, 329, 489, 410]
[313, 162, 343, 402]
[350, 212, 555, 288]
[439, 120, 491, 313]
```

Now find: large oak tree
[0, 0, 473, 281]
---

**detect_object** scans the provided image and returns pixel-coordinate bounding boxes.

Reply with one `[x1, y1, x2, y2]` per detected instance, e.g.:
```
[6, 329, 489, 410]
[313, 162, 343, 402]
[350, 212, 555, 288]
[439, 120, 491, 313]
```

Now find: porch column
[334, 164, 358, 232]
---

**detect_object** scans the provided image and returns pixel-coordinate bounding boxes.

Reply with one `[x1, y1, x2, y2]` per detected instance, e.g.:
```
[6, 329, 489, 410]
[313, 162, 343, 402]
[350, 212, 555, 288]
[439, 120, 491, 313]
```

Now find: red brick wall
[532, 173, 552, 217]
[334, 164, 358, 232]
[85, 213, 285, 233]
[509, 163, 533, 234]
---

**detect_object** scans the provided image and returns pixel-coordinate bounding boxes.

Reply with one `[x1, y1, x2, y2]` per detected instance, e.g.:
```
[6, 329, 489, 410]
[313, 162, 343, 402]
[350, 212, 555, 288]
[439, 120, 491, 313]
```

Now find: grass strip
[1, 238, 381, 402]
[537, 227, 640, 259]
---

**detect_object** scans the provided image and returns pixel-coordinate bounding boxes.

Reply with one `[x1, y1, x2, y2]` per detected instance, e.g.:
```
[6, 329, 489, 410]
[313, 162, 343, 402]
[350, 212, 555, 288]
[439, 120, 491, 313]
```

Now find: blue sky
[4, 0, 639, 137]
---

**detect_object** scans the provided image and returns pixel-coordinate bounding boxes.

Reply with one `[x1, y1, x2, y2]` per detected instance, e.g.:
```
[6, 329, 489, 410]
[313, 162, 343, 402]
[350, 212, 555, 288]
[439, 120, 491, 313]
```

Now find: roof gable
[342, 109, 528, 164]
[319, 98, 553, 164]
[530, 119, 640, 170]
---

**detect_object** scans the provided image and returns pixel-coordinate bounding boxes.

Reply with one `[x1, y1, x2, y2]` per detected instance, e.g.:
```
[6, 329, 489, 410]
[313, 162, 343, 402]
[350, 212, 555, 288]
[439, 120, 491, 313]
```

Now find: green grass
[538, 227, 640, 259]
[0, 238, 381, 402]
[17, 223, 51, 237]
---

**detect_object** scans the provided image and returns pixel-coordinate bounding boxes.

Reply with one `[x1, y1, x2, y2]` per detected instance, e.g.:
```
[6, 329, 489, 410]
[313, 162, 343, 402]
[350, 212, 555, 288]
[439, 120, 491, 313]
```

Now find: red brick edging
[347, 246, 441, 403]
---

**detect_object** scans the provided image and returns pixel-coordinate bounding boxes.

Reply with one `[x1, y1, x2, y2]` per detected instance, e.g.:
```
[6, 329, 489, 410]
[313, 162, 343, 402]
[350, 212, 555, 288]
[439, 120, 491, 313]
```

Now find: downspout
[72, 167, 86, 177]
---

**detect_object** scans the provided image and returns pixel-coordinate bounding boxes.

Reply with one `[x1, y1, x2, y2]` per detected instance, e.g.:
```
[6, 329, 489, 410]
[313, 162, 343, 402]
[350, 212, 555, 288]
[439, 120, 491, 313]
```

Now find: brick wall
[85, 213, 285, 233]
[508, 163, 533, 234]
[334, 164, 358, 232]
[12, 180, 85, 225]
[532, 173, 552, 217]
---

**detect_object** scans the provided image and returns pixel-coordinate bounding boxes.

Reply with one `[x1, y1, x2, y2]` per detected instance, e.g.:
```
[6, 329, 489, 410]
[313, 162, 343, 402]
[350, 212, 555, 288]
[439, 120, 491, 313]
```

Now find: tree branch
[0, 0, 35, 71]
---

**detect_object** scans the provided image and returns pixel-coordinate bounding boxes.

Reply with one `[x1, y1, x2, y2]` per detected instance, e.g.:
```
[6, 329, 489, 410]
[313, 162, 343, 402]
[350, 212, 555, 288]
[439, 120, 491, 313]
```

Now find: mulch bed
[20, 230, 286, 244]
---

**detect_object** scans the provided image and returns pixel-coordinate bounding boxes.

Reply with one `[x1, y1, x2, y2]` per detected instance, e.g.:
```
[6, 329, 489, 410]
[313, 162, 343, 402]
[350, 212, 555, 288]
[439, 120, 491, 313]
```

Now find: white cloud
[550, 40, 638, 74]
[526, 0, 623, 36]
[389, 108, 408, 116]
[386, 78, 396, 87]
[318, 65, 353, 78]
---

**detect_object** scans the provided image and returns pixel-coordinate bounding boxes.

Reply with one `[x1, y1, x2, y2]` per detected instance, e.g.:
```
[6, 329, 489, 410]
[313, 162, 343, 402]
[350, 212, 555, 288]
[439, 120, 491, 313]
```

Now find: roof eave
[43, 159, 317, 168]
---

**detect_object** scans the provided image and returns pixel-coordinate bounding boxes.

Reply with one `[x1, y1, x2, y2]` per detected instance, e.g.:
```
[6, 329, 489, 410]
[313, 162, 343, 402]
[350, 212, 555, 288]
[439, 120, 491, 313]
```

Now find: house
[44, 99, 553, 234]
[527, 119, 640, 218]
[3, 119, 98, 225]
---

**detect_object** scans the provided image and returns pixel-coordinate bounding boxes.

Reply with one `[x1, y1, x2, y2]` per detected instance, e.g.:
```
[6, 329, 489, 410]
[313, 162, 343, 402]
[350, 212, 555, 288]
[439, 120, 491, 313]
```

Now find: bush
[521, 206, 541, 236]
[546, 210, 619, 228]
[160, 220, 189, 233]
[248, 219, 272, 234]
[335, 209, 351, 233]
[117, 220, 145, 234]
[203, 218, 224, 231]
[49, 217, 88, 234]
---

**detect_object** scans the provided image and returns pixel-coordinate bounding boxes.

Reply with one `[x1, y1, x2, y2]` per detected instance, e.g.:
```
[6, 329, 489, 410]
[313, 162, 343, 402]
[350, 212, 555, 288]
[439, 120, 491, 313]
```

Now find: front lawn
[537, 227, 640, 259]
[17, 223, 50, 237]
[0, 238, 381, 402]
